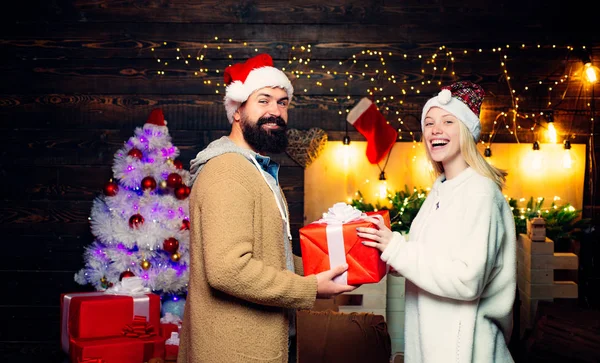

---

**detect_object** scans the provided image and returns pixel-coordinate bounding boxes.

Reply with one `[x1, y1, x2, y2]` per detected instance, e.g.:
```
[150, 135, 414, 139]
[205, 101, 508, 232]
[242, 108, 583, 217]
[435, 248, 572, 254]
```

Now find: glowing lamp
[532, 141, 542, 170]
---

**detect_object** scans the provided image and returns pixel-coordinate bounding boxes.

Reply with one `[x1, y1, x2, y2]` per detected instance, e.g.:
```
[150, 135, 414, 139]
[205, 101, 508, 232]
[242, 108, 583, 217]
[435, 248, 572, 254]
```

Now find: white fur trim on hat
[223, 66, 294, 123]
[421, 91, 481, 141]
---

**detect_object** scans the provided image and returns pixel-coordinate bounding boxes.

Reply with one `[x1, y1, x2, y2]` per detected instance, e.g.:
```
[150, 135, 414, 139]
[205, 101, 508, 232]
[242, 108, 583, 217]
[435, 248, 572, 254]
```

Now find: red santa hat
[421, 81, 485, 141]
[145, 108, 166, 126]
[347, 97, 398, 164]
[223, 53, 294, 123]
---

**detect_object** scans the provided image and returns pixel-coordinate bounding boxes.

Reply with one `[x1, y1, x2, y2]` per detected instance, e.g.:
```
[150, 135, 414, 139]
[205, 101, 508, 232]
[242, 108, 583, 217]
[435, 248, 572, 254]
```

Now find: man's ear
[233, 109, 242, 122]
[233, 103, 245, 122]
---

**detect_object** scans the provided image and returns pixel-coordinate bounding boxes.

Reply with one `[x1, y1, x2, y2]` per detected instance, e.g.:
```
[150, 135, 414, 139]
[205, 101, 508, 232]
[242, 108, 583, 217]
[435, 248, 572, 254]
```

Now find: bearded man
[178, 54, 356, 363]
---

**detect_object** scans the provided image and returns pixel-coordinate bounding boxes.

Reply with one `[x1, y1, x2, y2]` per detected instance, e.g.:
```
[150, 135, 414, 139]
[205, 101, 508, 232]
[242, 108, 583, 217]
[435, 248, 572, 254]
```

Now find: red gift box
[159, 322, 180, 360]
[159, 323, 179, 340]
[70, 335, 166, 363]
[300, 210, 390, 285]
[165, 342, 179, 361]
[60, 292, 161, 354]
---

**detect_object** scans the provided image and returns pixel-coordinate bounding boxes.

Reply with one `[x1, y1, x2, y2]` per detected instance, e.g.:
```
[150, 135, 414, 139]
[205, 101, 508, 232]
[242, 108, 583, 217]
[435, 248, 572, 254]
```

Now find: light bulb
[562, 150, 573, 169]
[532, 141, 542, 170]
[342, 143, 352, 169]
[378, 181, 387, 199]
[584, 63, 597, 83]
[547, 122, 557, 143]
[532, 155, 542, 170]
[378, 171, 387, 199]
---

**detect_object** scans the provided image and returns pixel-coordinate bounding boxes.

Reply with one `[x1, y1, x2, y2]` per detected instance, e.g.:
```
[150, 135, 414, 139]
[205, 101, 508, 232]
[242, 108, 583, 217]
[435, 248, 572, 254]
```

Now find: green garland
[350, 185, 428, 234]
[351, 188, 591, 242]
[508, 197, 592, 242]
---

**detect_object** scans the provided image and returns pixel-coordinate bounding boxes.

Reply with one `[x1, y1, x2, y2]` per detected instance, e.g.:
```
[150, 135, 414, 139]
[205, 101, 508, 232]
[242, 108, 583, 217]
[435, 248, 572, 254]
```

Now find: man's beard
[240, 114, 288, 154]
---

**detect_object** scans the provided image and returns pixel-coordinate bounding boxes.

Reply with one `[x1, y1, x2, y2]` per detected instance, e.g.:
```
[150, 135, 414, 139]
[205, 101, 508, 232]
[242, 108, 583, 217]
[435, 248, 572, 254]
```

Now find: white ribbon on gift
[316, 203, 367, 285]
[61, 277, 152, 354]
[166, 331, 180, 346]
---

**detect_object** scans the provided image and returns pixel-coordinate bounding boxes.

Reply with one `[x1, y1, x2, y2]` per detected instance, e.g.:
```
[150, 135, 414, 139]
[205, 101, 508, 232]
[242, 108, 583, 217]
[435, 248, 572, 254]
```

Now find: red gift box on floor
[300, 205, 390, 285]
[160, 323, 179, 360]
[70, 335, 166, 363]
[159, 323, 179, 340]
[165, 343, 178, 361]
[60, 292, 161, 354]
[164, 331, 179, 361]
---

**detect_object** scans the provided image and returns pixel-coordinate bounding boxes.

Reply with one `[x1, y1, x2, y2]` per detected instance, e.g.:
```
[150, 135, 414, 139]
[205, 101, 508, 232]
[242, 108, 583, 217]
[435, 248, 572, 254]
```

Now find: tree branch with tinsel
[350, 185, 428, 234]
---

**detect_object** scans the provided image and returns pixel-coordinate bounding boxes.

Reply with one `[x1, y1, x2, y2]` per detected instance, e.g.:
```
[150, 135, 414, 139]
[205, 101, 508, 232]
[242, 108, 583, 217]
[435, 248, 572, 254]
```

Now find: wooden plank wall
[1, 1, 599, 361]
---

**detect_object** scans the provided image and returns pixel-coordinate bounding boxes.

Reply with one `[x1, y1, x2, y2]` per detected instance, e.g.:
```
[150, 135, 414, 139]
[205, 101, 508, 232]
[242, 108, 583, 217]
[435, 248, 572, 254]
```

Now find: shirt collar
[255, 154, 280, 183]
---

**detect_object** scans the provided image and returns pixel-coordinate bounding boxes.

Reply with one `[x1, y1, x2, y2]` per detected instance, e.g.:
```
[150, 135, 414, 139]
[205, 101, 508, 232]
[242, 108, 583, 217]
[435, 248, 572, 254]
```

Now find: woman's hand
[356, 215, 394, 253]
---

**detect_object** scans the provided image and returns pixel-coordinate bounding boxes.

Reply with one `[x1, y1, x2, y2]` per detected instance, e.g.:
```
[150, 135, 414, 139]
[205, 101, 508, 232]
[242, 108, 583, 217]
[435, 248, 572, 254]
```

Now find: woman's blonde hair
[424, 120, 508, 190]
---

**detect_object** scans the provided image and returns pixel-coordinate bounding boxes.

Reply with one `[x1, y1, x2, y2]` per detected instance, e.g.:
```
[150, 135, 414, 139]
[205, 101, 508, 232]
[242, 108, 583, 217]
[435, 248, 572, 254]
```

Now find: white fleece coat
[381, 167, 517, 363]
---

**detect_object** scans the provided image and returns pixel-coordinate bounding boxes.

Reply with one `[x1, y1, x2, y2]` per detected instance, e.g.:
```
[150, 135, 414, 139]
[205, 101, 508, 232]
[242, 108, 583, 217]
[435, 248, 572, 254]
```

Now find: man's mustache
[257, 116, 286, 128]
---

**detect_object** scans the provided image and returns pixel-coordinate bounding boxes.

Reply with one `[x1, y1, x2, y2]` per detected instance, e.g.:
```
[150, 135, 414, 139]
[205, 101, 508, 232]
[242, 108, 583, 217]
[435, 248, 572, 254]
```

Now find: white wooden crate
[386, 275, 406, 354]
[336, 275, 388, 318]
[517, 233, 578, 337]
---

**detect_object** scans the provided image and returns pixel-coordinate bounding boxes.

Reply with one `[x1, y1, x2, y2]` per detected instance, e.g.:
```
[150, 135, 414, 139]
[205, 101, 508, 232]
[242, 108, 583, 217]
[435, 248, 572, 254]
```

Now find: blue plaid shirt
[255, 155, 280, 185]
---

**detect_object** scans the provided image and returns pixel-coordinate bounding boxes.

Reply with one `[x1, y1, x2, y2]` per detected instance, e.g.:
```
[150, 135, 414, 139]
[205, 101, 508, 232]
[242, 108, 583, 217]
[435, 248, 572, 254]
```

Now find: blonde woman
[358, 81, 517, 363]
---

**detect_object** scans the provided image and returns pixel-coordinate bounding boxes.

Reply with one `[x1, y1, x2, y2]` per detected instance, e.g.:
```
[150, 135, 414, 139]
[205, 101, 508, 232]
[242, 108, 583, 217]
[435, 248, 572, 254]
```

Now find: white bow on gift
[319, 202, 366, 225]
[104, 276, 150, 296]
[166, 332, 180, 346]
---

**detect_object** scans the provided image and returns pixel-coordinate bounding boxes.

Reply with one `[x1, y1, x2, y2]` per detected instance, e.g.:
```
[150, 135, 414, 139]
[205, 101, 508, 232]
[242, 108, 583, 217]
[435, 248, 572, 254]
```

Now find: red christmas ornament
[128, 148, 143, 159]
[173, 159, 183, 170]
[166, 173, 182, 188]
[119, 270, 135, 281]
[163, 237, 180, 254]
[174, 185, 189, 200]
[141, 176, 157, 191]
[129, 214, 145, 229]
[103, 181, 119, 196]
[181, 219, 190, 230]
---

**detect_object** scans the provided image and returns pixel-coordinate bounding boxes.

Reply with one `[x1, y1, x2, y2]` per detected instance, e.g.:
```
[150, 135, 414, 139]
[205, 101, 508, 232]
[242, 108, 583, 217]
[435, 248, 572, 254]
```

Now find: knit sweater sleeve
[195, 155, 317, 309]
[381, 191, 505, 301]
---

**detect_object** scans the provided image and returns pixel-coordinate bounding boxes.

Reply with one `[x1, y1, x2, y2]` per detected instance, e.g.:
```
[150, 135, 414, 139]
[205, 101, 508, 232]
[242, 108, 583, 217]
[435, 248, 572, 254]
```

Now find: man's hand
[315, 264, 357, 299]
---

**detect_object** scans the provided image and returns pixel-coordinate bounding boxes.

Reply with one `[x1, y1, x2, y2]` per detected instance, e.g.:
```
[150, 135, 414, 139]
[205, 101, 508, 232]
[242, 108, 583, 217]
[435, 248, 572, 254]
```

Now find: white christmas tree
[75, 108, 191, 299]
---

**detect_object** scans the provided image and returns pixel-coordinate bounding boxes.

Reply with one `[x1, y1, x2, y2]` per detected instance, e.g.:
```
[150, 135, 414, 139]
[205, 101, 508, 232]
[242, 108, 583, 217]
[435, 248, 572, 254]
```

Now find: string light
[151, 40, 592, 143]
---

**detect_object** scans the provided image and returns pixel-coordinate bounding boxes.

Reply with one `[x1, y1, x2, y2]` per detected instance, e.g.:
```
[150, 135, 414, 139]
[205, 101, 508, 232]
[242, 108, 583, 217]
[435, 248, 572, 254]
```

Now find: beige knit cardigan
[178, 153, 317, 363]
